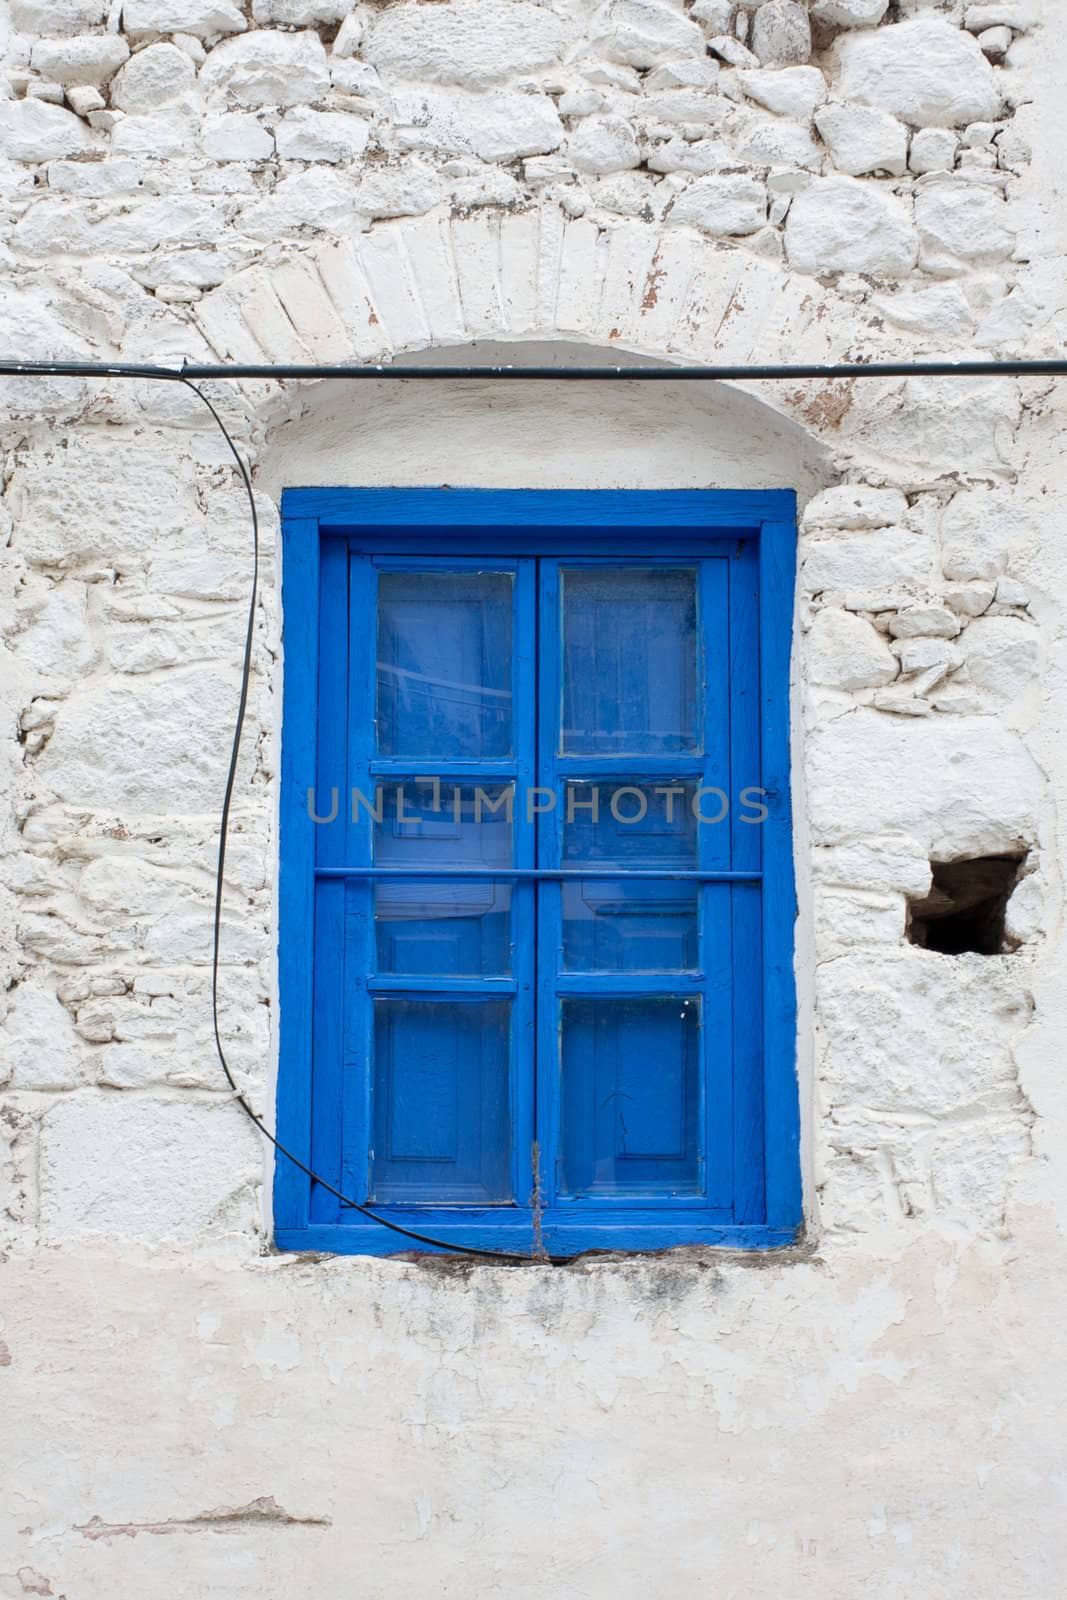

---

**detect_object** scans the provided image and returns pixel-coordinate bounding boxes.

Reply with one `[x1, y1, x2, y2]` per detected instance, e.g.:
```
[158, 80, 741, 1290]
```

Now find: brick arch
[192, 205, 850, 397]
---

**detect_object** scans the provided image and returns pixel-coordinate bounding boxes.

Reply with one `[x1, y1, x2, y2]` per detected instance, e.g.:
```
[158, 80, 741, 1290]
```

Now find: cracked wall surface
[1, 1, 1067, 1596]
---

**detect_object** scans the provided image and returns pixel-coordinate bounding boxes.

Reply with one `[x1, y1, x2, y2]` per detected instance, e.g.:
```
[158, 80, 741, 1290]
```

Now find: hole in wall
[907, 855, 1027, 956]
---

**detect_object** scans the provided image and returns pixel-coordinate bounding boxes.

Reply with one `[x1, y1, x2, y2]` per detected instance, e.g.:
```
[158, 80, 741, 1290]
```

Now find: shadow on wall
[256, 339, 835, 506]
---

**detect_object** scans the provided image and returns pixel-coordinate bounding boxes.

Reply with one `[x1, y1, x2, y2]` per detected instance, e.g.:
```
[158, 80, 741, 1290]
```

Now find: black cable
[180, 378, 534, 1264]
[1, 355, 1067, 383]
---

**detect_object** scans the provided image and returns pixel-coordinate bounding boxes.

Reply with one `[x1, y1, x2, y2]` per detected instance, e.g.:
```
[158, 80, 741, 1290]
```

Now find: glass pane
[371, 999, 512, 1203]
[374, 781, 513, 974]
[377, 571, 513, 758]
[559, 997, 702, 1197]
[561, 567, 698, 754]
[562, 781, 698, 971]
[376, 878, 512, 976]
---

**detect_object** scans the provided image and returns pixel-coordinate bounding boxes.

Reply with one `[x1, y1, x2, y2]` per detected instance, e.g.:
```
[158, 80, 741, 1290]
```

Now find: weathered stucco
[2, 0, 1067, 1594]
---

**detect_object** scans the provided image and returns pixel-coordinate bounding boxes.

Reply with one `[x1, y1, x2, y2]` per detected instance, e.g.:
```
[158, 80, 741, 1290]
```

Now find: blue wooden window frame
[276, 489, 800, 1256]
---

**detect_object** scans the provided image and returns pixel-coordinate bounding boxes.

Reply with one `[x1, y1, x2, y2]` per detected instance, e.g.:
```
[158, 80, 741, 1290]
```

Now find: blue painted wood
[283, 486, 795, 528]
[275, 517, 320, 1232]
[758, 517, 802, 1236]
[276, 488, 801, 1256]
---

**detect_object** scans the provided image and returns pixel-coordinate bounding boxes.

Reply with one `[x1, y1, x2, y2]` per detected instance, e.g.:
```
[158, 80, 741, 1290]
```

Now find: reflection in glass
[562, 567, 698, 754]
[562, 780, 698, 972]
[377, 571, 513, 758]
[559, 996, 702, 1197]
[372, 999, 512, 1203]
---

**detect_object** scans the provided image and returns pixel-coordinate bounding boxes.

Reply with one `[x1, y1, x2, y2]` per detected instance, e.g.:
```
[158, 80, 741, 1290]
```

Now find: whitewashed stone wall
[2, 2, 1066, 1596]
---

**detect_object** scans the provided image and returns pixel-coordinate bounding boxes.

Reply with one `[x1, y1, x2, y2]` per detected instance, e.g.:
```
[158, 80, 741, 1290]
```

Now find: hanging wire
[177, 378, 537, 1264]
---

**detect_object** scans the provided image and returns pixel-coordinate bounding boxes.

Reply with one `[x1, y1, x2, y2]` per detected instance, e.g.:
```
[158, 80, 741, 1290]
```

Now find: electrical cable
[180, 378, 536, 1264]
[6, 351, 1061, 1264]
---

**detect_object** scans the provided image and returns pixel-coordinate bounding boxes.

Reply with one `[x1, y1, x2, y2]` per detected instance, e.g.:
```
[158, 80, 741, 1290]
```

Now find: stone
[811, 0, 888, 25]
[734, 115, 822, 171]
[643, 58, 721, 91]
[648, 137, 731, 175]
[109, 44, 197, 114]
[1, 980, 86, 1090]
[252, 0, 353, 21]
[915, 180, 1014, 271]
[668, 174, 767, 236]
[356, 161, 443, 218]
[807, 711, 1040, 855]
[945, 582, 995, 617]
[802, 485, 908, 530]
[965, 2, 1035, 26]
[750, 1, 811, 65]
[120, 0, 248, 34]
[813, 835, 932, 897]
[706, 35, 759, 68]
[870, 283, 975, 338]
[66, 85, 107, 117]
[785, 176, 918, 276]
[909, 127, 958, 174]
[391, 88, 564, 162]
[815, 102, 908, 176]
[566, 116, 641, 175]
[738, 66, 827, 121]
[38, 1096, 260, 1241]
[891, 636, 961, 676]
[29, 35, 130, 87]
[200, 30, 331, 108]
[333, 14, 364, 58]
[995, 577, 1029, 607]
[594, 0, 706, 68]
[37, 671, 239, 813]
[958, 616, 1040, 699]
[835, 20, 1001, 128]
[802, 529, 934, 592]
[276, 107, 370, 163]
[10, 0, 105, 32]
[978, 25, 1012, 56]
[201, 111, 275, 161]
[888, 604, 962, 639]
[0, 98, 96, 161]
[364, 0, 566, 87]
[691, 0, 733, 28]
[807, 607, 899, 690]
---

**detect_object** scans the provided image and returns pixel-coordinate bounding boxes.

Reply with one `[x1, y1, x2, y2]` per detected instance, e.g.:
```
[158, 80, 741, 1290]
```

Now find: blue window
[277, 490, 800, 1256]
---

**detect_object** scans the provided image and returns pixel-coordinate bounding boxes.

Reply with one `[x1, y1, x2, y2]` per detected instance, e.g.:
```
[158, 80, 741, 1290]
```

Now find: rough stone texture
[785, 175, 918, 274]
[364, 0, 567, 88]
[110, 43, 198, 114]
[835, 19, 1002, 127]
[668, 173, 768, 235]
[750, 0, 812, 66]
[0, 0, 1065, 1595]
[738, 65, 828, 120]
[200, 30, 331, 108]
[121, 0, 248, 35]
[29, 34, 130, 87]
[815, 102, 908, 176]
[807, 607, 899, 689]
[812, 0, 889, 25]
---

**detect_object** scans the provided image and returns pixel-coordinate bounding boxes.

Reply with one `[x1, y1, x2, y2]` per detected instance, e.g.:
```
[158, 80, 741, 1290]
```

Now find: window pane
[377, 571, 513, 758]
[376, 878, 512, 976]
[562, 780, 698, 971]
[374, 781, 513, 974]
[371, 999, 512, 1203]
[559, 997, 702, 1196]
[374, 781, 513, 867]
[561, 567, 698, 754]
